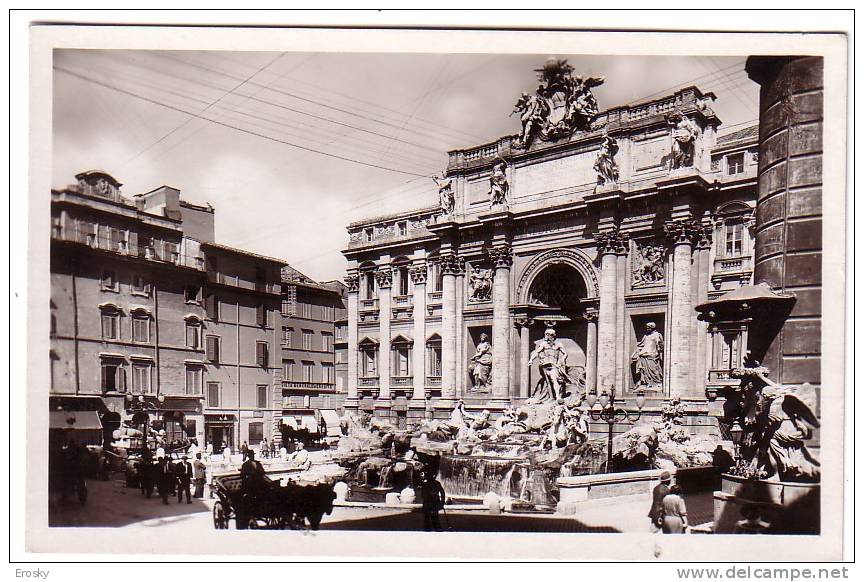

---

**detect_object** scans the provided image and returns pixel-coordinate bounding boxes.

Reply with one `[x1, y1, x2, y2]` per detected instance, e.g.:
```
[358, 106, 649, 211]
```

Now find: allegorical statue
[489, 159, 509, 208]
[468, 267, 493, 302]
[433, 174, 454, 216]
[729, 365, 820, 483]
[528, 327, 570, 401]
[631, 322, 664, 390]
[593, 133, 619, 185]
[469, 333, 493, 392]
[669, 114, 700, 169]
[511, 91, 548, 149]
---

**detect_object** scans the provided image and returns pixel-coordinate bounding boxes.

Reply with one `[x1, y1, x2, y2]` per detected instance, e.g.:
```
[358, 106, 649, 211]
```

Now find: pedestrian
[240, 441, 249, 459]
[175, 455, 193, 504]
[661, 484, 689, 534]
[648, 470, 672, 532]
[289, 441, 311, 471]
[419, 470, 446, 532]
[193, 452, 207, 499]
[205, 441, 213, 460]
[157, 456, 174, 505]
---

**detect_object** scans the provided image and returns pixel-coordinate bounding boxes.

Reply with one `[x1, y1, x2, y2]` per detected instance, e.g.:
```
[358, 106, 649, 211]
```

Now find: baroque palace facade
[343, 60, 759, 427]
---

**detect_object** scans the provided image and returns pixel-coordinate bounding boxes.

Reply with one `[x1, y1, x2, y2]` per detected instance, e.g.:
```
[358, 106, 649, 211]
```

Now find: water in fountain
[438, 454, 529, 500]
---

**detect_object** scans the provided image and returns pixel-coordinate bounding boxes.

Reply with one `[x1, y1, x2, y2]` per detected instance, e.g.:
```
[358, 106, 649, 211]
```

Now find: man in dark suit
[193, 452, 207, 499]
[648, 470, 672, 532]
[157, 457, 175, 505]
[175, 455, 193, 504]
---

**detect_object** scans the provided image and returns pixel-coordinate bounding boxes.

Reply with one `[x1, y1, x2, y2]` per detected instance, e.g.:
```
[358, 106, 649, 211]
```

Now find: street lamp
[126, 393, 165, 457]
[586, 387, 646, 473]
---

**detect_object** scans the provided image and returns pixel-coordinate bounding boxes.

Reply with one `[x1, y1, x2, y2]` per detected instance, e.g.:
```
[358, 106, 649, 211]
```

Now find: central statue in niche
[631, 322, 664, 390]
[528, 327, 571, 401]
[469, 333, 493, 392]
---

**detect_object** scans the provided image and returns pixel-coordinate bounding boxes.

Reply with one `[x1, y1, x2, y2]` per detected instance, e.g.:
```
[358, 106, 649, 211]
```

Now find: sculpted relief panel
[632, 135, 668, 173]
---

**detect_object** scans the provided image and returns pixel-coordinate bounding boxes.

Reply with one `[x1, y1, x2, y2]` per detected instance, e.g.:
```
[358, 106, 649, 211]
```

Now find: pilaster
[375, 267, 393, 402]
[440, 253, 460, 399]
[664, 218, 702, 397]
[595, 227, 628, 392]
[410, 263, 428, 402]
[344, 272, 360, 409]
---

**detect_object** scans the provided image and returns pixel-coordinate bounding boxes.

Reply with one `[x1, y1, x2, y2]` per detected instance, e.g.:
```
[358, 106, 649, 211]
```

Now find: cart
[211, 472, 292, 530]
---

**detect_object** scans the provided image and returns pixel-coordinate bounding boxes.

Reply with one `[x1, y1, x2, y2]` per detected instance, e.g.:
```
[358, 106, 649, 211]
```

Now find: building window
[186, 366, 203, 395]
[398, 221, 407, 236]
[185, 285, 201, 304]
[256, 341, 270, 368]
[256, 303, 267, 327]
[302, 329, 314, 350]
[727, 153, 745, 175]
[360, 346, 378, 378]
[109, 228, 127, 252]
[393, 345, 411, 377]
[297, 301, 311, 319]
[362, 271, 376, 300]
[724, 221, 744, 257]
[131, 362, 153, 394]
[427, 337, 442, 377]
[257, 385, 269, 409]
[205, 294, 219, 321]
[248, 422, 264, 446]
[428, 262, 442, 293]
[322, 362, 334, 384]
[322, 304, 335, 322]
[186, 321, 202, 350]
[712, 330, 744, 370]
[131, 315, 151, 343]
[207, 382, 220, 407]
[302, 361, 314, 382]
[365, 228, 373, 242]
[132, 275, 150, 296]
[335, 325, 346, 341]
[101, 309, 120, 340]
[335, 350, 345, 365]
[101, 360, 127, 393]
[322, 331, 333, 352]
[206, 335, 221, 363]
[397, 265, 409, 296]
[101, 270, 118, 292]
[283, 360, 295, 381]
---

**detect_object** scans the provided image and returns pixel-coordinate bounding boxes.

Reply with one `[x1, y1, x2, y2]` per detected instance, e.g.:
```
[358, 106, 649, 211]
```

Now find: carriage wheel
[213, 501, 229, 529]
[77, 481, 88, 506]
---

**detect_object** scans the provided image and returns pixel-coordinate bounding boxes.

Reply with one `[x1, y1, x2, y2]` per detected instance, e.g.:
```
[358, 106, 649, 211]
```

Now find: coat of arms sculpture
[511, 58, 604, 149]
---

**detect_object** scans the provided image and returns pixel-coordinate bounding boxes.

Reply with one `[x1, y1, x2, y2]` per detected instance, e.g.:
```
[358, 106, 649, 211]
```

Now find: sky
[52, 50, 759, 282]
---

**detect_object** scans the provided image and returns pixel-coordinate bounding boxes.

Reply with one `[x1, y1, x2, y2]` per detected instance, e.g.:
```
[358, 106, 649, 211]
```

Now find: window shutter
[206, 336, 220, 363]
[257, 304, 266, 327]
[257, 342, 269, 368]
[206, 294, 219, 321]
[116, 366, 127, 392]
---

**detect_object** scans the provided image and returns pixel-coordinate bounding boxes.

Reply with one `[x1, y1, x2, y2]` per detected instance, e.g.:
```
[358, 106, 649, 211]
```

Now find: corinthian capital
[488, 244, 513, 268]
[409, 264, 428, 284]
[344, 273, 360, 293]
[374, 268, 393, 288]
[664, 218, 703, 246]
[594, 227, 629, 256]
[439, 253, 461, 276]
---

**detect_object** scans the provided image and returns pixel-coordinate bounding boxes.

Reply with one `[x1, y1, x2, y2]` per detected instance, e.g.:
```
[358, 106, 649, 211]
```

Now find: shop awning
[299, 416, 320, 434]
[282, 417, 298, 430]
[50, 411, 103, 431]
[319, 409, 342, 438]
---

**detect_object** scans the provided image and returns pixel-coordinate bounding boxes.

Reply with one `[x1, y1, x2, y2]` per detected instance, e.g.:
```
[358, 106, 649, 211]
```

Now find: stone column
[584, 310, 598, 393]
[454, 260, 465, 397]
[344, 274, 360, 407]
[664, 219, 701, 397]
[595, 229, 627, 392]
[746, 56, 823, 386]
[614, 249, 628, 391]
[375, 268, 393, 401]
[516, 316, 532, 398]
[410, 264, 427, 401]
[440, 254, 459, 399]
[489, 244, 513, 400]
[693, 228, 712, 392]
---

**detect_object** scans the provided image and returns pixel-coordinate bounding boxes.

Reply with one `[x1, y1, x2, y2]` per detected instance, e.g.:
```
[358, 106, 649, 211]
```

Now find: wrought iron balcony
[282, 381, 337, 392]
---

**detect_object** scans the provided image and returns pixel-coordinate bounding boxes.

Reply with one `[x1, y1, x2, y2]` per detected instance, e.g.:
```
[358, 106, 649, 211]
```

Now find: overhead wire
[55, 66, 433, 178]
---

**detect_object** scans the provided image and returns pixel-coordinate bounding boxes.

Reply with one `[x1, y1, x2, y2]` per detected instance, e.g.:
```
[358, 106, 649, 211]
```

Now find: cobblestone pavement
[49, 475, 714, 534]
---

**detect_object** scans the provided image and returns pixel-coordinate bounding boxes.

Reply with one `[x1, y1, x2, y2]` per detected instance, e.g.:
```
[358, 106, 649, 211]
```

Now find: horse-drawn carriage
[211, 472, 337, 530]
